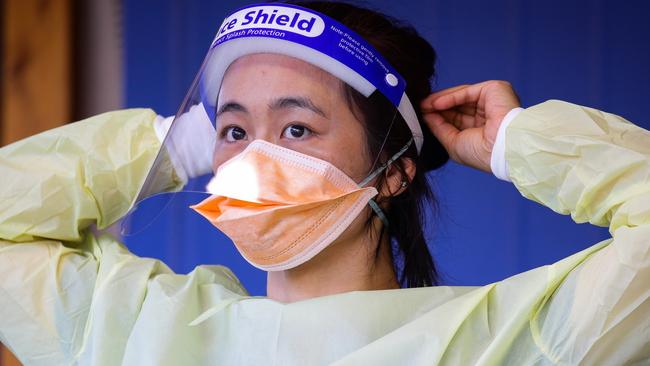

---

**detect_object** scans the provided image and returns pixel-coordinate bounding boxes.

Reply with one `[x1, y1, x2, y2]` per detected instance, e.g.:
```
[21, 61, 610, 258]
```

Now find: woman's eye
[223, 126, 247, 142]
[282, 124, 312, 140]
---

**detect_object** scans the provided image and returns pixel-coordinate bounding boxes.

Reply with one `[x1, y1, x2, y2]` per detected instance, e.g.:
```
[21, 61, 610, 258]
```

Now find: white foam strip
[202, 37, 375, 105]
[398, 93, 424, 153]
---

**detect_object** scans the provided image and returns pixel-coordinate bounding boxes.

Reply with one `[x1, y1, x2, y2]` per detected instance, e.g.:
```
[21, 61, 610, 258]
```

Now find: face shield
[120, 3, 424, 272]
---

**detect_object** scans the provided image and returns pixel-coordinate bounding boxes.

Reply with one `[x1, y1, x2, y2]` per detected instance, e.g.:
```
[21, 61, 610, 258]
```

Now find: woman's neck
[266, 216, 399, 303]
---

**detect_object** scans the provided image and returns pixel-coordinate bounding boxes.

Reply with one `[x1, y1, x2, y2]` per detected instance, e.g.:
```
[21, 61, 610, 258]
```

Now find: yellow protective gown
[0, 100, 648, 365]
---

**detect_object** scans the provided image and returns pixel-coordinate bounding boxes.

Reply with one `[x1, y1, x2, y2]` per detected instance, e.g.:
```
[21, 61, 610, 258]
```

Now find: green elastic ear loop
[358, 138, 413, 228]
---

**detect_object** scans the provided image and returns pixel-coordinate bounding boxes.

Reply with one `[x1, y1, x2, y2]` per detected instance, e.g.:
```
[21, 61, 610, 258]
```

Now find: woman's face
[213, 53, 373, 181]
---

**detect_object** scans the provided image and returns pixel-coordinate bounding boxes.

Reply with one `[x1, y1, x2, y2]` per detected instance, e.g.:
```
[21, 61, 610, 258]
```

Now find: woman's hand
[421, 80, 520, 173]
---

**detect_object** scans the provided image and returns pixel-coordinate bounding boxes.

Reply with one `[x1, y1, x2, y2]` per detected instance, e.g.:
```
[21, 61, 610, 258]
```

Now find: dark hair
[282, 1, 448, 287]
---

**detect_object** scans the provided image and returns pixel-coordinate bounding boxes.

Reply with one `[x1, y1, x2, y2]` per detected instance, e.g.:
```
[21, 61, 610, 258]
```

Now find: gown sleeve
[0, 109, 184, 365]
[505, 100, 650, 365]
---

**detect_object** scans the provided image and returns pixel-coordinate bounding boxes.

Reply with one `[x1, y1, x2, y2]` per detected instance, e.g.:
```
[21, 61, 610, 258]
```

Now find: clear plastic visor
[119, 47, 403, 270]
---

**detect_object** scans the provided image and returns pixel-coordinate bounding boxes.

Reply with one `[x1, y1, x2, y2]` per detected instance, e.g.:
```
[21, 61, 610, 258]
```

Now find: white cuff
[154, 114, 189, 183]
[153, 104, 216, 182]
[153, 115, 174, 142]
[490, 107, 523, 182]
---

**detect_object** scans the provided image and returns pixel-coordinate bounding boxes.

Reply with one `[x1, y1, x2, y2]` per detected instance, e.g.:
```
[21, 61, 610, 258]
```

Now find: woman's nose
[251, 128, 278, 145]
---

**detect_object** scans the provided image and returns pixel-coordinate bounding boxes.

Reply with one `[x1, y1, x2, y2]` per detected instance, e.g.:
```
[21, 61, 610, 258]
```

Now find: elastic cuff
[154, 104, 216, 181]
[153, 114, 188, 183]
[490, 107, 523, 182]
[153, 115, 174, 143]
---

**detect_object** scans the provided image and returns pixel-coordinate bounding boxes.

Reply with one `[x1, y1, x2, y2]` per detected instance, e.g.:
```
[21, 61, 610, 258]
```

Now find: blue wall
[123, 0, 650, 294]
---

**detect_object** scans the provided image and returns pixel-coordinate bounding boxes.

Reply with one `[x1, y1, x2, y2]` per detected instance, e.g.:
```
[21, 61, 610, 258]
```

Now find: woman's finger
[440, 109, 483, 130]
[421, 111, 460, 154]
[423, 80, 511, 112]
[421, 84, 470, 112]
[429, 84, 485, 111]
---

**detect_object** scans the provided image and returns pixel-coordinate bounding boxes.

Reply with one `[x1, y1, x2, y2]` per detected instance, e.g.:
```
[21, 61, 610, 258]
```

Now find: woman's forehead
[227, 53, 327, 73]
[217, 53, 342, 105]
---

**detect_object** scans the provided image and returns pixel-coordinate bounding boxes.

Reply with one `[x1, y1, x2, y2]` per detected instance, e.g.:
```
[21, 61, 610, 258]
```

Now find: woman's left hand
[421, 80, 520, 173]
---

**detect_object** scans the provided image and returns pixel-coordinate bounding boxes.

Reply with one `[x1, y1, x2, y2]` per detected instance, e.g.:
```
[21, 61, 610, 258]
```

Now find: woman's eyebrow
[216, 102, 248, 117]
[269, 96, 328, 118]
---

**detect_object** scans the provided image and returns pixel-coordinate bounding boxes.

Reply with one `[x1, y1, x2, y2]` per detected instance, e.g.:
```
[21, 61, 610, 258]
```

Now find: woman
[0, 1, 648, 365]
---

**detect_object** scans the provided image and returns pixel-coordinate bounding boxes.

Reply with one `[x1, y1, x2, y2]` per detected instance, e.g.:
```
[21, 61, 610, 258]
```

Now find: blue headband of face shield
[200, 2, 424, 154]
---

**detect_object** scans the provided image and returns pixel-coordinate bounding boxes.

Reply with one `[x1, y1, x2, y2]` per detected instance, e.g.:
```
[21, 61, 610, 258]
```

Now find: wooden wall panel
[1, 0, 72, 365]
[1, 0, 72, 146]
[0, 348, 20, 366]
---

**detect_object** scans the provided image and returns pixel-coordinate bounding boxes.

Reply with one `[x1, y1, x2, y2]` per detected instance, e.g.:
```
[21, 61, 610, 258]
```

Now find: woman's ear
[382, 157, 416, 197]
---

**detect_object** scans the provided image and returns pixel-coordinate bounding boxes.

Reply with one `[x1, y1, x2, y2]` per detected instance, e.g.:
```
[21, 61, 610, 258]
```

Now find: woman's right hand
[420, 80, 520, 173]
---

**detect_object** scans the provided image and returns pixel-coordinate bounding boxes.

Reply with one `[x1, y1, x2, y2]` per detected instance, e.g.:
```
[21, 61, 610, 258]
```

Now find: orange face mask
[191, 139, 409, 271]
